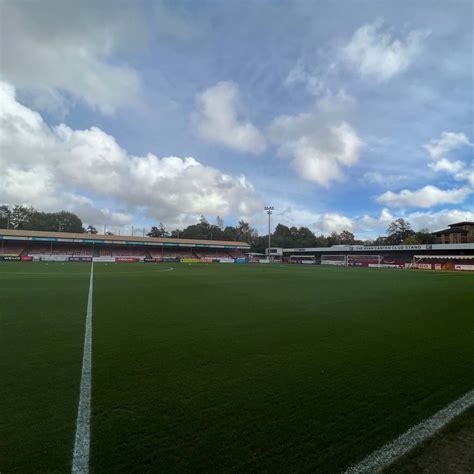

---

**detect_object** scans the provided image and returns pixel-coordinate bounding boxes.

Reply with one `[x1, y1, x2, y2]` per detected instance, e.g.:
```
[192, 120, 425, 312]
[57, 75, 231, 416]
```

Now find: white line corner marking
[72, 262, 94, 473]
[345, 388, 474, 473]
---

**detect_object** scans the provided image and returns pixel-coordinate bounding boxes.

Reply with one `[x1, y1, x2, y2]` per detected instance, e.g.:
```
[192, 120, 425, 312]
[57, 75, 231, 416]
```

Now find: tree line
[1, 205, 435, 251]
[0, 205, 84, 233]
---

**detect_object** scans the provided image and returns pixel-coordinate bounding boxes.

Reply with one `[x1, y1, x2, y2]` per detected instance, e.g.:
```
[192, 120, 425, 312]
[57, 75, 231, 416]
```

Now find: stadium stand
[224, 249, 245, 259]
[0, 243, 25, 256]
[149, 249, 195, 258]
[4, 227, 471, 270]
[98, 247, 148, 257]
[193, 249, 233, 259]
[0, 230, 250, 263]
[27, 245, 93, 256]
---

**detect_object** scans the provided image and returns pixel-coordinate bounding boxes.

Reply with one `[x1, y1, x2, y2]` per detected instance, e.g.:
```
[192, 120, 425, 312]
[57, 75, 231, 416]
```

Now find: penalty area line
[344, 388, 474, 473]
[71, 261, 94, 474]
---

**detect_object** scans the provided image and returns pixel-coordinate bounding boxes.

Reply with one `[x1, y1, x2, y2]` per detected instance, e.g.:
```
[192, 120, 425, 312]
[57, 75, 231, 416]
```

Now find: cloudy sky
[1, 0, 472, 238]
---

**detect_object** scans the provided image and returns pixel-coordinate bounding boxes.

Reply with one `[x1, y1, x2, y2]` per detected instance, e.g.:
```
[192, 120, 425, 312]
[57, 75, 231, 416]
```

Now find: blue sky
[1, 0, 472, 238]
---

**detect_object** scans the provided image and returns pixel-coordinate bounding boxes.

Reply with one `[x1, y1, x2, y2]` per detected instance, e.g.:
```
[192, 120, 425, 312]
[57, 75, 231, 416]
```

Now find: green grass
[1, 262, 473, 472]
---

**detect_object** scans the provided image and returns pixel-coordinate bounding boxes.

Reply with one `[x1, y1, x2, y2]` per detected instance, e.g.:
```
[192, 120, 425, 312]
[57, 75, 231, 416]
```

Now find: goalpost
[320, 254, 347, 266]
[412, 255, 474, 271]
[347, 254, 382, 267]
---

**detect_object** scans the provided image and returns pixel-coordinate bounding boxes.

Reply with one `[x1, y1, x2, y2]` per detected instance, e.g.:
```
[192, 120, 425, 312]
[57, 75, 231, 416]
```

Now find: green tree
[271, 224, 294, 248]
[386, 218, 414, 244]
[372, 236, 388, 246]
[86, 225, 98, 234]
[327, 232, 340, 246]
[148, 223, 168, 238]
[0, 205, 81, 232]
[314, 234, 329, 247]
[295, 227, 317, 247]
[10, 205, 34, 229]
[414, 228, 436, 244]
[238, 220, 256, 243]
[402, 234, 420, 245]
[0, 205, 12, 228]
[50, 211, 84, 232]
[222, 226, 239, 242]
[338, 230, 355, 244]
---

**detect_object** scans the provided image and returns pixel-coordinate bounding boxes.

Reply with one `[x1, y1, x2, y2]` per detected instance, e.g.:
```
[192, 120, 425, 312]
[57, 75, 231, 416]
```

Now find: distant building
[432, 222, 474, 244]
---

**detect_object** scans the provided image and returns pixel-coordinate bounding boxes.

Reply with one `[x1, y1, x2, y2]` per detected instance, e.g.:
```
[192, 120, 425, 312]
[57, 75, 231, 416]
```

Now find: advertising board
[416, 263, 432, 270]
[69, 256, 92, 262]
[93, 257, 115, 263]
[368, 264, 399, 268]
[115, 257, 140, 263]
[181, 258, 200, 263]
[454, 264, 474, 271]
[40, 255, 69, 262]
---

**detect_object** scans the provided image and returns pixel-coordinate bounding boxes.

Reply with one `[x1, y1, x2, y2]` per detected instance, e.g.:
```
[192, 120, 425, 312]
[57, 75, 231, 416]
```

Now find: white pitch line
[345, 388, 474, 473]
[71, 262, 94, 474]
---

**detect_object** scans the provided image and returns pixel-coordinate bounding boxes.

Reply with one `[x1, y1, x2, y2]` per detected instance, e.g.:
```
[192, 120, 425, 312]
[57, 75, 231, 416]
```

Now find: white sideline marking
[71, 262, 94, 474]
[345, 388, 474, 473]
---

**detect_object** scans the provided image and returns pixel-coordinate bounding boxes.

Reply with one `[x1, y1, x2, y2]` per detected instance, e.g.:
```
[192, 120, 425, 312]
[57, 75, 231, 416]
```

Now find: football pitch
[1, 262, 473, 472]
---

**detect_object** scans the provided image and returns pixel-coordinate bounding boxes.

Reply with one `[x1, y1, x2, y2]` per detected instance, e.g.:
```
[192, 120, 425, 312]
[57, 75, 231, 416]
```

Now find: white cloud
[271, 203, 474, 239]
[428, 158, 474, 186]
[454, 166, 474, 187]
[429, 158, 465, 174]
[193, 81, 266, 154]
[343, 19, 430, 81]
[284, 59, 325, 96]
[0, 1, 143, 115]
[268, 94, 362, 186]
[358, 207, 474, 236]
[374, 132, 473, 213]
[423, 132, 473, 187]
[0, 81, 262, 228]
[274, 204, 354, 234]
[363, 171, 385, 185]
[362, 171, 408, 187]
[376, 185, 472, 208]
[423, 132, 472, 160]
[313, 213, 354, 234]
[407, 209, 474, 231]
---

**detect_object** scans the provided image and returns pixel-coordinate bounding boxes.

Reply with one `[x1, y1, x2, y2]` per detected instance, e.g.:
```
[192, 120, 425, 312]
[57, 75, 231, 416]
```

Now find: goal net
[289, 255, 315, 264]
[347, 254, 381, 267]
[321, 254, 347, 266]
[412, 255, 474, 271]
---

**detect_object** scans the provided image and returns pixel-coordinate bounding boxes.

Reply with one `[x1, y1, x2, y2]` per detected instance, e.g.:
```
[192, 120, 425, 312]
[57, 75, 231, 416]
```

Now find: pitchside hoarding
[93, 257, 115, 263]
[455, 264, 474, 271]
